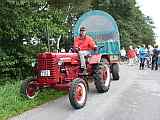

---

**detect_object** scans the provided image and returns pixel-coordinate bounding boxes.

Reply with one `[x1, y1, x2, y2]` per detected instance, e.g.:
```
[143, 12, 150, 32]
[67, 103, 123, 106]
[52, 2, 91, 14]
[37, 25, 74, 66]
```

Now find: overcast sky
[137, 0, 160, 41]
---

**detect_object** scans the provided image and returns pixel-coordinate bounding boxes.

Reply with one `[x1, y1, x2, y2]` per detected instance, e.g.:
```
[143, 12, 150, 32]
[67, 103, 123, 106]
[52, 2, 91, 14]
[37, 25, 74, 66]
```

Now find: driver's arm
[88, 37, 97, 50]
[74, 37, 79, 49]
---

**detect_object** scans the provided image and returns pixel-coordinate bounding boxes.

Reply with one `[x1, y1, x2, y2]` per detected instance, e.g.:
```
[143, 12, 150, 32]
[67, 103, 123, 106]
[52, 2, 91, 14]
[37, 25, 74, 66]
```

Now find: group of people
[120, 46, 139, 65]
[120, 45, 160, 70]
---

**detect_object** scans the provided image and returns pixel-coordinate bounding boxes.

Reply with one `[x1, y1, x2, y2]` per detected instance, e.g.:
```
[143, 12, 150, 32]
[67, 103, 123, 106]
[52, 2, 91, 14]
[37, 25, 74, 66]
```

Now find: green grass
[0, 81, 67, 120]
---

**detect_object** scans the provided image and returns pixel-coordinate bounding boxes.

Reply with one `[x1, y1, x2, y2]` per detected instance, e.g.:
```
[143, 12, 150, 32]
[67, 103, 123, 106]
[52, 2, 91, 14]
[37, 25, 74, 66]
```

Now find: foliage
[0, 0, 68, 82]
[0, 81, 66, 120]
[90, 0, 155, 48]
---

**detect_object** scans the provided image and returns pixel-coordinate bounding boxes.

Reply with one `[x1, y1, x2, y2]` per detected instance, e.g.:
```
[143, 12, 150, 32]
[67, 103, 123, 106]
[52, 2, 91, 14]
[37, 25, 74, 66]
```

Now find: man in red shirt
[74, 27, 97, 74]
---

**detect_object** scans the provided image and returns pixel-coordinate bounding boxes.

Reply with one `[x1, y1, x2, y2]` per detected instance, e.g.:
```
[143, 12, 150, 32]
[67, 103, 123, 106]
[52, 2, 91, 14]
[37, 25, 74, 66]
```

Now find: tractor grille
[37, 53, 59, 81]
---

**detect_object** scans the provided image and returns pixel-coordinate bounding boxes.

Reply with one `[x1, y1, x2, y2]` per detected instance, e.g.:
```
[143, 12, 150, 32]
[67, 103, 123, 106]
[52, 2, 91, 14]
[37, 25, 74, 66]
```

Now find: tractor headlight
[40, 70, 50, 76]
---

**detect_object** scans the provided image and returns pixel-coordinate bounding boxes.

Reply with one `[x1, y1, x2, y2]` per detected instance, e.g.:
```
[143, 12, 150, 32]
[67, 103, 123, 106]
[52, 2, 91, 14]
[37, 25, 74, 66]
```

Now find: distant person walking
[139, 45, 147, 70]
[120, 47, 127, 62]
[127, 46, 136, 66]
[148, 45, 154, 56]
[135, 47, 140, 57]
[151, 45, 159, 70]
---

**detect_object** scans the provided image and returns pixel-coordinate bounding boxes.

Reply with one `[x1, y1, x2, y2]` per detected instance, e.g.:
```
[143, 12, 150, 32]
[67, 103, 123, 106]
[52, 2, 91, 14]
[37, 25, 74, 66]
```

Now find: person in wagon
[74, 26, 97, 75]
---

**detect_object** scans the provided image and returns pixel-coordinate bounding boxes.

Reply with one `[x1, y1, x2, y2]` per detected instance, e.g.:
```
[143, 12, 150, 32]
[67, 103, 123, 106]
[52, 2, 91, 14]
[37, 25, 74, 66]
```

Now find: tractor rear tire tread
[93, 62, 111, 93]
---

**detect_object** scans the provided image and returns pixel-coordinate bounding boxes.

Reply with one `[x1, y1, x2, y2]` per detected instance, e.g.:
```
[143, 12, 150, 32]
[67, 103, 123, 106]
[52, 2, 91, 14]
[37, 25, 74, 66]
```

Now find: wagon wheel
[111, 63, 120, 80]
[20, 78, 39, 99]
[69, 78, 87, 109]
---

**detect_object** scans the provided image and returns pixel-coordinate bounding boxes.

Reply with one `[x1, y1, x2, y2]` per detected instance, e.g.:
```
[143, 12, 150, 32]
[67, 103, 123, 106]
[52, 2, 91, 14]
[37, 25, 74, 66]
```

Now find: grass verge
[0, 81, 66, 120]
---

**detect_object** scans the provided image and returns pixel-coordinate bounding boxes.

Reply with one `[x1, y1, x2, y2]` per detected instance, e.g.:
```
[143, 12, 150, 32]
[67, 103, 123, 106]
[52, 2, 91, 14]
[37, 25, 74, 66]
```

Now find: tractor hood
[37, 52, 79, 62]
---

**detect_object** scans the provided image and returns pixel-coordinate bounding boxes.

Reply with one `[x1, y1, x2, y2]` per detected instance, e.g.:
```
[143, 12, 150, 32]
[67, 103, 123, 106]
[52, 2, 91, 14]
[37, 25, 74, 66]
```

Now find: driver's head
[80, 27, 87, 37]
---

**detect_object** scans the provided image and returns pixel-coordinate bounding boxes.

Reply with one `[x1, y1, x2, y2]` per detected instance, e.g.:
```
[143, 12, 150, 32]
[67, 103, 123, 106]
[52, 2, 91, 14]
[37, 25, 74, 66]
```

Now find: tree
[0, 0, 68, 81]
[90, 0, 155, 48]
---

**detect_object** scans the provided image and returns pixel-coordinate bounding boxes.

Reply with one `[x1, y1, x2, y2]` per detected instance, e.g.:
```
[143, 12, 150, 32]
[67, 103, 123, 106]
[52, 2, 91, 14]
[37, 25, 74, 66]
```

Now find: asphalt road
[10, 65, 160, 120]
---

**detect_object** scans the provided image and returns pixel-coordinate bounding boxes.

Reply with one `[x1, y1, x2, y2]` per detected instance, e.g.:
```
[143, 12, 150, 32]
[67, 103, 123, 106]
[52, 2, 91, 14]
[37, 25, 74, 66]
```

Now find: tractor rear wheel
[20, 78, 39, 99]
[93, 61, 111, 93]
[69, 78, 87, 109]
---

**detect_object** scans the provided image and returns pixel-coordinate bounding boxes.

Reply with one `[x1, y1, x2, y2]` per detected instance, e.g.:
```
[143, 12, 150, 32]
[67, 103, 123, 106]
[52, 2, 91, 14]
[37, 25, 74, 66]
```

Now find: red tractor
[20, 10, 120, 109]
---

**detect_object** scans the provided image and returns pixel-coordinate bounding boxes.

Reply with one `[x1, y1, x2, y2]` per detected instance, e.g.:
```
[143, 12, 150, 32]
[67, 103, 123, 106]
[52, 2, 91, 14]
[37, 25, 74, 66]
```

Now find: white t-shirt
[149, 47, 154, 55]
[120, 49, 126, 56]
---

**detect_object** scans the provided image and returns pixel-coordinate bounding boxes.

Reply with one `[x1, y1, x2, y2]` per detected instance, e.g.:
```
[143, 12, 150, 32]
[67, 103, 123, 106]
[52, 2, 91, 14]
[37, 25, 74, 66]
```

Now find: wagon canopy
[73, 10, 120, 55]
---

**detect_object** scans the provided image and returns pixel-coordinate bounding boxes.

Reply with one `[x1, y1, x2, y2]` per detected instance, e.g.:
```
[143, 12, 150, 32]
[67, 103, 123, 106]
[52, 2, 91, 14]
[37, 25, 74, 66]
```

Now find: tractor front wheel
[69, 78, 87, 109]
[20, 78, 39, 99]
